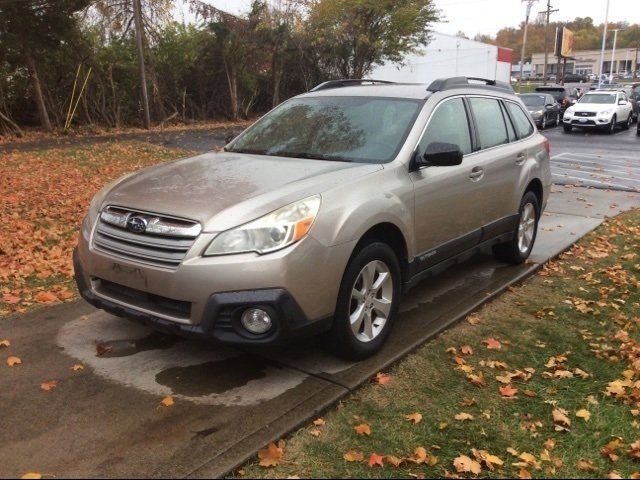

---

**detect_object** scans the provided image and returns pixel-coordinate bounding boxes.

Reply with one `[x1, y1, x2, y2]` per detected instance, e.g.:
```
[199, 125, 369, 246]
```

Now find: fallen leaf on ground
[258, 441, 284, 468]
[71, 364, 84, 371]
[40, 381, 57, 391]
[483, 338, 502, 350]
[385, 455, 404, 467]
[455, 412, 474, 421]
[21, 474, 43, 480]
[0, 340, 10, 348]
[312, 418, 325, 427]
[499, 385, 518, 398]
[577, 459, 598, 472]
[7, 356, 21, 367]
[453, 455, 482, 475]
[373, 372, 391, 385]
[354, 424, 371, 436]
[160, 396, 175, 407]
[34, 291, 58, 303]
[368, 453, 384, 468]
[461, 345, 474, 355]
[576, 409, 591, 422]
[309, 429, 321, 437]
[343, 451, 364, 462]
[552, 408, 571, 431]
[96, 344, 112, 357]
[405, 412, 423, 424]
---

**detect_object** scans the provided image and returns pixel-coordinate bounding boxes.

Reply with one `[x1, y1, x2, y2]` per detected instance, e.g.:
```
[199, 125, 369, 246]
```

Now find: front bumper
[563, 114, 612, 128]
[74, 217, 355, 345]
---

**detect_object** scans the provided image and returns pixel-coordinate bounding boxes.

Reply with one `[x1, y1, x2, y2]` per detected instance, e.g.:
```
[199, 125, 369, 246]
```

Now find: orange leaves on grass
[373, 372, 391, 385]
[7, 356, 21, 367]
[354, 424, 371, 436]
[160, 396, 175, 407]
[483, 338, 502, 350]
[257, 441, 284, 468]
[499, 385, 518, 398]
[40, 381, 57, 392]
[552, 408, 571, 432]
[453, 455, 482, 475]
[368, 453, 384, 468]
[343, 451, 364, 462]
[405, 412, 422, 424]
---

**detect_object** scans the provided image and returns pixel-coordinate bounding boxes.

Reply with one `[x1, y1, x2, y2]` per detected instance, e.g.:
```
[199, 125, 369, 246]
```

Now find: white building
[369, 32, 513, 84]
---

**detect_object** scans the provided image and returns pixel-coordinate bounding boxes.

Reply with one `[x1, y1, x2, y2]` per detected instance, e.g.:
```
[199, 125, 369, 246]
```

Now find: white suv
[563, 90, 634, 134]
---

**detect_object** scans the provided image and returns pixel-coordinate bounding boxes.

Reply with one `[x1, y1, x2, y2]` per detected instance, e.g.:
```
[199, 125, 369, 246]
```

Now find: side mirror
[417, 142, 464, 168]
[618, 100, 628, 106]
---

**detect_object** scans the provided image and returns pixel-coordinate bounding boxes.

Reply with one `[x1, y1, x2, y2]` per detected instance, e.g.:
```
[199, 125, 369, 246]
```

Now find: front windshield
[228, 96, 423, 164]
[580, 94, 616, 105]
[521, 95, 546, 108]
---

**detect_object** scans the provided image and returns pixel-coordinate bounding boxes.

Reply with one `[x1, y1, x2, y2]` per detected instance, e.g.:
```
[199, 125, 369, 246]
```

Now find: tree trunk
[224, 57, 239, 121]
[23, 45, 52, 132]
[0, 109, 24, 137]
[272, 51, 283, 107]
[133, 0, 151, 129]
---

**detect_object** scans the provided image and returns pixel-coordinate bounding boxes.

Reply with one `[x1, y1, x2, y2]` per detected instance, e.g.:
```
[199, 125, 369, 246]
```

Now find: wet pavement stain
[155, 355, 271, 397]
[96, 332, 181, 358]
[192, 425, 220, 440]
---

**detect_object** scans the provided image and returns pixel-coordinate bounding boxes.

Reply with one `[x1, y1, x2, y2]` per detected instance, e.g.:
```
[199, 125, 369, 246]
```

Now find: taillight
[543, 137, 550, 155]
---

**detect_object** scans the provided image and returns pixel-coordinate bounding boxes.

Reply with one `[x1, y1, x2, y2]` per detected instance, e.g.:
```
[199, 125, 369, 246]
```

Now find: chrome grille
[575, 112, 596, 117]
[93, 206, 201, 269]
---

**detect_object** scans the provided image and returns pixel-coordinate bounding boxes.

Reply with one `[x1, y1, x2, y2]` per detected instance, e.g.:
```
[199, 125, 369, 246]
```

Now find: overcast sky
[179, 0, 640, 38]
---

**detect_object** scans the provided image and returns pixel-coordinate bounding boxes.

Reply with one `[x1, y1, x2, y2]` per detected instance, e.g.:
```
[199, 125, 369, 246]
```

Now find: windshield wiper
[228, 148, 269, 155]
[272, 151, 354, 163]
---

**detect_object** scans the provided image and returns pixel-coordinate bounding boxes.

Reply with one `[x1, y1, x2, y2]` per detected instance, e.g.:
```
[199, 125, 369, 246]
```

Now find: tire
[493, 191, 540, 265]
[328, 241, 401, 360]
[608, 115, 617, 134]
[563, 124, 573, 133]
[622, 114, 632, 130]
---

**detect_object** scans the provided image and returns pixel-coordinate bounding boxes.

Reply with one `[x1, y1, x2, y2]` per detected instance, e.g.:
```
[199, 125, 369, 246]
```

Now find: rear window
[536, 88, 565, 101]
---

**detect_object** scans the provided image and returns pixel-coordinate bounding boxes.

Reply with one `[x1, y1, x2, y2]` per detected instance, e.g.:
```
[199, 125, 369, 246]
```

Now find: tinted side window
[418, 98, 472, 156]
[469, 98, 508, 150]
[506, 102, 535, 139]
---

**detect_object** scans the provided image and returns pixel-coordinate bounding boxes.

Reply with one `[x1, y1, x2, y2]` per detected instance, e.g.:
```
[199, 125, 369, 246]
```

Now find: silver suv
[74, 77, 551, 359]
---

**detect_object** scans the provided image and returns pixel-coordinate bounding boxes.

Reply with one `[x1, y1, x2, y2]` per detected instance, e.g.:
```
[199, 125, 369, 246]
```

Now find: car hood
[102, 152, 382, 232]
[572, 103, 615, 112]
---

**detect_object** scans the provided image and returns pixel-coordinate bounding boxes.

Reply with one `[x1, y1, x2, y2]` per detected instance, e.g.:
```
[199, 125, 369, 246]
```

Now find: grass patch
[0, 140, 192, 317]
[235, 210, 640, 479]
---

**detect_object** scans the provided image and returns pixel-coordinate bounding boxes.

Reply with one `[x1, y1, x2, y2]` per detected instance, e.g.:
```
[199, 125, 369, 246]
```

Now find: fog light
[241, 308, 273, 334]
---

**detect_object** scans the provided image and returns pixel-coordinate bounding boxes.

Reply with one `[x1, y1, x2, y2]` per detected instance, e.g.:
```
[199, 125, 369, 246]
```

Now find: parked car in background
[74, 77, 551, 359]
[563, 73, 587, 83]
[519, 93, 561, 129]
[587, 73, 598, 82]
[563, 90, 634, 134]
[535, 86, 580, 114]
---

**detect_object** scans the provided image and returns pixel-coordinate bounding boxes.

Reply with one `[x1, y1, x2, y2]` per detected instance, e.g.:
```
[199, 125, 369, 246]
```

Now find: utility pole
[609, 29, 622, 82]
[133, 0, 151, 130]
[519, 0, 537, 92]
[541, 0, 559, 85]
[598, 0, 610, 88]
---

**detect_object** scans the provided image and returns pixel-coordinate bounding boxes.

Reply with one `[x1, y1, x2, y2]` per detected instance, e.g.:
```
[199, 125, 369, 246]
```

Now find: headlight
[533, 110, 544, 117]
[599, 110, 611, 116]
[204, 195, 321, 256]
[565, 108, 575, 115]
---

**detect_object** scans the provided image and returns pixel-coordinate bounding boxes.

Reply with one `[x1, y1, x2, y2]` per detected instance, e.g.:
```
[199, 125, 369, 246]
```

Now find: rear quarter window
[505, 102, 535, 139]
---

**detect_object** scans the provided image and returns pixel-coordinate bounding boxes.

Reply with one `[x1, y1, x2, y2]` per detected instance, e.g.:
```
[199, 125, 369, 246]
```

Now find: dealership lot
[1, 128, 639, 478]
[545, 126, 640, 192]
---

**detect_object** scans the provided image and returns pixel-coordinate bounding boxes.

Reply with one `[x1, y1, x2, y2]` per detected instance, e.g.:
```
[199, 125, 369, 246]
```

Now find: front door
[409, 96, 483, 271]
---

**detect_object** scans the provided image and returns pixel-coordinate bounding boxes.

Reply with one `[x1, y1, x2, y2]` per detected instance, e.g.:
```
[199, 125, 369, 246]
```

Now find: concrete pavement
[2, 184, 638, 479]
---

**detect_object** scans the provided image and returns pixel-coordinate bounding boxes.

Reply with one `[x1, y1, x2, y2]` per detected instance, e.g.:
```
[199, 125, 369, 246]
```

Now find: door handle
[516, 152, 526, 165]
[469, 166, 484, 181]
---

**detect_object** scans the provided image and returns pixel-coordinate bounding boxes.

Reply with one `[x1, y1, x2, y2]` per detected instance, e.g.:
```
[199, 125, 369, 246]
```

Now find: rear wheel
[329, 242, 401, 360]
[493, 191, 540, 265]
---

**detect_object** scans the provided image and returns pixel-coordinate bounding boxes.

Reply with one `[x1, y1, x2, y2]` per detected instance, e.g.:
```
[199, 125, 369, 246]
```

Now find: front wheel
[563, 124, 573, 133]
[328, 242, 401, 360]
[608, 115, 617, 134]
[493, 191, 540, 264]
[622, 114, 632, 130]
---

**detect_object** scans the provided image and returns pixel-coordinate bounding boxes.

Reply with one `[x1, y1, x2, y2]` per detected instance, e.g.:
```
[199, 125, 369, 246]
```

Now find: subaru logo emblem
[126, 215, 148, 234]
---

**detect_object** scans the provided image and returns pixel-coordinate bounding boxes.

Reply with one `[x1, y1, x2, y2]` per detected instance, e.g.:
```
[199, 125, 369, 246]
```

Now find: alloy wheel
[349, 260, 394, 343]
[518, 203, 536, 255]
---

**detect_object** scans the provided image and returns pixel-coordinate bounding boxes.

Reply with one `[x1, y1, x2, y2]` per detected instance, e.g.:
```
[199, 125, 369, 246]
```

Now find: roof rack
[310, 79, 396, 92]
[427, 77, 513, 93]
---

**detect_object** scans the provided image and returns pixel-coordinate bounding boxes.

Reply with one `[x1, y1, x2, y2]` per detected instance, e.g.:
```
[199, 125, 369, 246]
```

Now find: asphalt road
[1, 125, 640, 479]
[544, 121, 639, 192]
